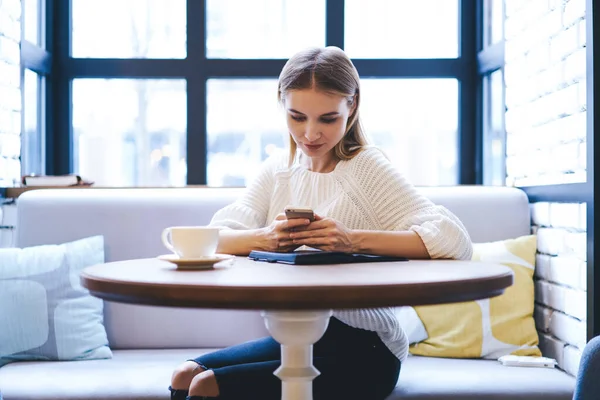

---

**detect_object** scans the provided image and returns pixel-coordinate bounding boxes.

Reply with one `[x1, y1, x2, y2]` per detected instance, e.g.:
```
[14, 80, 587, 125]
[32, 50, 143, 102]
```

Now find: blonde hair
[277, 46, 369, 166]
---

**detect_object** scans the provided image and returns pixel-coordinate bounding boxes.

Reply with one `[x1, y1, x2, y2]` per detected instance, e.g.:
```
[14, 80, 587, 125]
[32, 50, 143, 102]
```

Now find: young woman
[169, 46, 473, 400]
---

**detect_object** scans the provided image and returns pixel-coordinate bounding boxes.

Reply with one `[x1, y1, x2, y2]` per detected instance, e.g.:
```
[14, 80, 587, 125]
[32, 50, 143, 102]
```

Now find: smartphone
[284, 206, 315, 222]
[498, 355, 557, 368]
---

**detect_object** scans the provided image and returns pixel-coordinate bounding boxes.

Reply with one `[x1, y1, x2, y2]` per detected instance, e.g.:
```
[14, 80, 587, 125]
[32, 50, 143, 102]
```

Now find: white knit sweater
[210, 146, 473, 361]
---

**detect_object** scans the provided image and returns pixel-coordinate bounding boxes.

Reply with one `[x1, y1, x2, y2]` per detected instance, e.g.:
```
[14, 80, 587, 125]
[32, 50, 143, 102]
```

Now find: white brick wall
[505, 0, 587, 186]
[531, 201, 587, 376]
[505, 0, 588, 376]
[0, 0, 21, 247]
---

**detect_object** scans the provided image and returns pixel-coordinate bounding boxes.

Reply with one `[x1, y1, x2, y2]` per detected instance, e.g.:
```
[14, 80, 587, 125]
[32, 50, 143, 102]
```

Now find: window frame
[47, 0, 480, 185]
[477, 0, 504, 187]
[586, 0, 598, 341]
[481, 69, 505, 186]
[20, 0, 51, 176]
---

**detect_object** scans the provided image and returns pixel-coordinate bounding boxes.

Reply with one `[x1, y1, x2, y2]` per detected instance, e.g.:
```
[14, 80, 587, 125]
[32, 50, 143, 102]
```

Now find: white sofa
[0, 186, 575, 400]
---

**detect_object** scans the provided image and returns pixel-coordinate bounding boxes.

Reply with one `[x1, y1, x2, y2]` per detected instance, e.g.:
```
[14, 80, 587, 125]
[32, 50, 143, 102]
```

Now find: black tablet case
[248, 250, 408, 265]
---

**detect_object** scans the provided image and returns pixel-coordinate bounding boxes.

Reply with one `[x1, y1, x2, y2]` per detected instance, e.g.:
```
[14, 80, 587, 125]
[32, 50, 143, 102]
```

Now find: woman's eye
[320, 118, 337, 124]
[290, 115, 337, 124]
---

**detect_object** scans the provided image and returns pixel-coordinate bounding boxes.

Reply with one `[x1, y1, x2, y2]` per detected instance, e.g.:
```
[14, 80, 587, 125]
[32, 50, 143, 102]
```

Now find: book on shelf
[21, 174, 94, 187]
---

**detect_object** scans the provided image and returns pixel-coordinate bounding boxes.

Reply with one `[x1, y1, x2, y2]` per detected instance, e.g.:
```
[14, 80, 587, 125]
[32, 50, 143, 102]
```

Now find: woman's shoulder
[344, 145, 392, 171]
[339, 145, 409, 191]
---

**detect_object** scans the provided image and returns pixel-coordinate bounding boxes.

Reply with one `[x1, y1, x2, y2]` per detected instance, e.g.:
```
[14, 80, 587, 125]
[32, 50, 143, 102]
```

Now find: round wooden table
[81, 257, 513, 400]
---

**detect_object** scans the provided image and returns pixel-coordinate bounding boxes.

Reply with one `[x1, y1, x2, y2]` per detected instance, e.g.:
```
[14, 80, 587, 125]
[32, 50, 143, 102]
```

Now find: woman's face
[284, 88, 355, 159]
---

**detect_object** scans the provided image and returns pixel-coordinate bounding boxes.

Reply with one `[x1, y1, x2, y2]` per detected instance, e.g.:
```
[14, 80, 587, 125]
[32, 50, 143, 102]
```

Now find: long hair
[277, 46, 369, 166]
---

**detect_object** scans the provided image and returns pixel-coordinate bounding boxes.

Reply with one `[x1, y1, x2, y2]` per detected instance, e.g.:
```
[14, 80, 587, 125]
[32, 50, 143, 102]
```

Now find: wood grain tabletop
[81, 257, 514, 310]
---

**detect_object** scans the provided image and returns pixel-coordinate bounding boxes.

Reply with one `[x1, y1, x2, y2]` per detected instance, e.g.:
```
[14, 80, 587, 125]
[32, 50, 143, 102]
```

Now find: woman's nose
[305, 123, 321, 142]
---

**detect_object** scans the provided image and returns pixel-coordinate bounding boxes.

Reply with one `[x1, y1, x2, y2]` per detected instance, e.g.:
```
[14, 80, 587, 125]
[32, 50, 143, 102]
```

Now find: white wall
[504, 0, 587, 375]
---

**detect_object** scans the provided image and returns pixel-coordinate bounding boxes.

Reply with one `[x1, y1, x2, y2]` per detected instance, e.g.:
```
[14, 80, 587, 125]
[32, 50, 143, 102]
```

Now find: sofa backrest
[16, 186, 531, 349]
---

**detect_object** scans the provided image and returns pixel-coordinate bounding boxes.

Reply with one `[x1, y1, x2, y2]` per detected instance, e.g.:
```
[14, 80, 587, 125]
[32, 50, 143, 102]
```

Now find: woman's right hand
[258, 213, 311, 252]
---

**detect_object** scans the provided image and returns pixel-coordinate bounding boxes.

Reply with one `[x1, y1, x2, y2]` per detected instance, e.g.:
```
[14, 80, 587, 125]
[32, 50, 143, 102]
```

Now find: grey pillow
[0, 235, 112, 366]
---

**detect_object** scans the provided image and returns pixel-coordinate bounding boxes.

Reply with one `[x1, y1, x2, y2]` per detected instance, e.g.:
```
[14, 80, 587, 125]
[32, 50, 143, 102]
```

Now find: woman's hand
[288, 214, 355, 252]
[258, 213, 311, 252]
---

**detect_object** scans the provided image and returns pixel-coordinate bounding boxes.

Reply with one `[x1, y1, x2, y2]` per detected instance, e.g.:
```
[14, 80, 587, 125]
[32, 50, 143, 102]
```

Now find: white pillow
[0, 236, 111, 366]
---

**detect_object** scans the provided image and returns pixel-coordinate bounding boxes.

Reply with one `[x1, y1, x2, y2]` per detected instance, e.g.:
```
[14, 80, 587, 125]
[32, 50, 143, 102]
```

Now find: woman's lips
[304, 144, 324, 150]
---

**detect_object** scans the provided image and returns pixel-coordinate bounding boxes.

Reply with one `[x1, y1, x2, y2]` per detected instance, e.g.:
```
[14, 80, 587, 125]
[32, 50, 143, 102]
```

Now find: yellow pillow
[409, 235, 541, 359]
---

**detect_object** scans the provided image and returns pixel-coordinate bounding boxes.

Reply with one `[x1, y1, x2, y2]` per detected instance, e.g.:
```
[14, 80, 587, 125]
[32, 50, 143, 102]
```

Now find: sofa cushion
[0, 349, 574, 400]
[396, 355, 574, 400]
[0, 236, 111, 367]
[411, 235, 541, 359]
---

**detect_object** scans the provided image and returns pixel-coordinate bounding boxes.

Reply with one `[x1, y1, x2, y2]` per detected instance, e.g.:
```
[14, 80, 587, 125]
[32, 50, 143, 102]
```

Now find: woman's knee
[189, 370, 220, 397]
[580, 336, 600, 371]
[574, 336, 600, 399]
[171, 361, 206, 389]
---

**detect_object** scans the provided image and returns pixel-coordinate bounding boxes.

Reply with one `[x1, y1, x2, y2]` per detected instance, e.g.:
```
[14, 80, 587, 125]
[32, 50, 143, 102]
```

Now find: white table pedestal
[261, 310, 333, 400]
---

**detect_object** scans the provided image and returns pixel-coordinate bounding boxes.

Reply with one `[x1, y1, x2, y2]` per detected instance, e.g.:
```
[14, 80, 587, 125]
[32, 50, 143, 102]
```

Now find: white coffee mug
[161, 226, 220, 259]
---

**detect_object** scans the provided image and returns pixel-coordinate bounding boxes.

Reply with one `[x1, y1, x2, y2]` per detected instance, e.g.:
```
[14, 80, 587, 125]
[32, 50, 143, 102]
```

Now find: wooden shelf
[0, 185, 234, 199]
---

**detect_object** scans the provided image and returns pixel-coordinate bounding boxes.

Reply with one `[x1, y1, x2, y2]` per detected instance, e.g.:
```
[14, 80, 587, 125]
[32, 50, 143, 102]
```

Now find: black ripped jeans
[171, 317, 401, 400]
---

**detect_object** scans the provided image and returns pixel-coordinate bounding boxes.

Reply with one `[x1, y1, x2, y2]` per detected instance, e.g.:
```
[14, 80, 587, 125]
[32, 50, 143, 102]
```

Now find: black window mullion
[204, 59, 287, 78]
[459, 0, 480, 184]
[587, 0, 598, 340]
[46, 0, 71, 176]
[352, 59, 462, 78]
[326, 0, 344, 48]
[186, 0, 207, 185]
[65, 59, 188, 78]
[203, 59, 463, 79]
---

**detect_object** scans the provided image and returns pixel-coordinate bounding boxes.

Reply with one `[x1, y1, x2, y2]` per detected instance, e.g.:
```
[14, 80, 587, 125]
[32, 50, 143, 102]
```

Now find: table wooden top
[80, 257, 513, 310]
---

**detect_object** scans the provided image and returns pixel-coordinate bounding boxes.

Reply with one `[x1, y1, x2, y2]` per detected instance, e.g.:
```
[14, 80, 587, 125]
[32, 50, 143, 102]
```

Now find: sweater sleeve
[334, 307, 400, 333]
[209, 152, 286, 230]
[352, 148, 473, 260]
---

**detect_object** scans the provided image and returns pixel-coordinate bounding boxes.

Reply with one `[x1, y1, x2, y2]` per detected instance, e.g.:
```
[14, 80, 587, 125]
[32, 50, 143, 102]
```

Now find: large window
[22, 70, 45, 175]
[71, 0, 187, 59]
[73, 79, 187, 186]
[344, 0, 459, 59]
[205, 78, 459, 187]
[479, 0, 506, 186]
[49, 0, 476, 187]
[206, 0, 326, 59]
[482, 69, 505, 186]
[20, 0, 48, 176]
[483, 0, 504, 47]
[206, 79, 286, 186]
[23, 0, 42, 47]
[361, 79, 459, 185]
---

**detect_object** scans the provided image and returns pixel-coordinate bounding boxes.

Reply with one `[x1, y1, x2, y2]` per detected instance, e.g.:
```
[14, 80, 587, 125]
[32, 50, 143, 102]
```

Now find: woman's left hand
[288, 214, 355, 252]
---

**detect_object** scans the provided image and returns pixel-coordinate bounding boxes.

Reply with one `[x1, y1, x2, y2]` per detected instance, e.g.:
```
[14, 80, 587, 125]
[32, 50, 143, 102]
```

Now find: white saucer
[157, 254, 234, 270]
